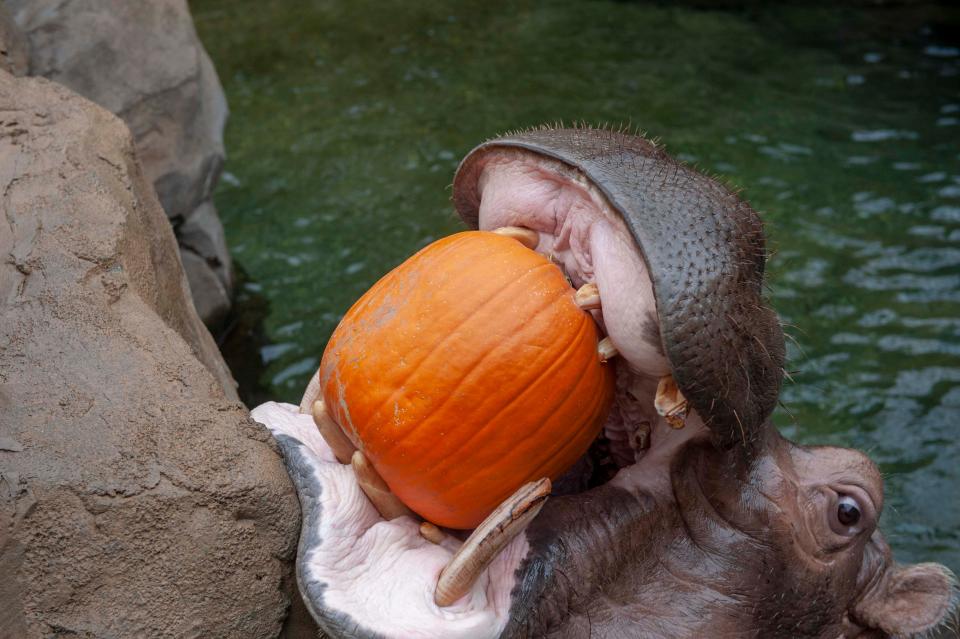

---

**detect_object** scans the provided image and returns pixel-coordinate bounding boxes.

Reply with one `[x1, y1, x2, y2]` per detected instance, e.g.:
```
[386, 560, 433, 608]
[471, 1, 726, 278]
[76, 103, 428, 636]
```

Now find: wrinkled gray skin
[269, 127, 958, 638]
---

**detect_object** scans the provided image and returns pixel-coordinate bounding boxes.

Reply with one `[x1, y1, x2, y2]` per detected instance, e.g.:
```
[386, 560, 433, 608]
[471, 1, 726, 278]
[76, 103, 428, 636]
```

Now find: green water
[193, 1, 960, 576]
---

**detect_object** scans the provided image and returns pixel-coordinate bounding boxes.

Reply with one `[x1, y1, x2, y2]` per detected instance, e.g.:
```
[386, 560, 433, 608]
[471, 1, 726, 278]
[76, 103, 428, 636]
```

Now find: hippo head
[253, 127, 957, 638]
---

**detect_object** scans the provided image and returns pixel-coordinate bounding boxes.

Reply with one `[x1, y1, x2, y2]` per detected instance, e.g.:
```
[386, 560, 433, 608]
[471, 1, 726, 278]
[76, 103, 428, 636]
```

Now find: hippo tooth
[312, 400, 356, 464]
[350, 450, 417, 521]
[419, 521, 446, 545]
[597, 336, 619, 362]
[575, 282, 601, 310]
[491, 225, 539, 250]
[299, 370, 321, 414]
[435, 478, 551, 607]
[655, 375, 690, 429]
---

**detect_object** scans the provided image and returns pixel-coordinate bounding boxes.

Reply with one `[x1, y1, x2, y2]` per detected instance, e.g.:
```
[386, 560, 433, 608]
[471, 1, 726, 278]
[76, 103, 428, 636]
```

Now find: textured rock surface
[179, 201, 233, 326]
[6, 0, 234, 324]
[0, 72, 299, 638]
[0, 3, 25, 76]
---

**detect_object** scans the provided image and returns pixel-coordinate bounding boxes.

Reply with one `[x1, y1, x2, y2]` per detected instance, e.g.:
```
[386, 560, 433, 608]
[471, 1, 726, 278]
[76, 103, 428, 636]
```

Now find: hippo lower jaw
[254, 365, 706, 639]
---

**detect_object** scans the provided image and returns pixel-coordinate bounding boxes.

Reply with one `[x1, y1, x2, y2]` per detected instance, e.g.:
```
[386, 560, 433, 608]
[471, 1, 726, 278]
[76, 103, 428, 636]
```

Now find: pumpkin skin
[319, 231, 615, 529]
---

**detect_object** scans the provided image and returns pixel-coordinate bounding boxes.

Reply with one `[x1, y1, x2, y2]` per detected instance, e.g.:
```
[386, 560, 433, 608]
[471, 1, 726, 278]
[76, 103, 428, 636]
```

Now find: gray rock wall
[0, 71, 299, 638]
[6, 0, 234, 326]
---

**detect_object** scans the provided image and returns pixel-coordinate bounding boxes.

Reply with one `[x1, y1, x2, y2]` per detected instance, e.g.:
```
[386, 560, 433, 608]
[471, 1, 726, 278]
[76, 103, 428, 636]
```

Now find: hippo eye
[824, 487, 877, 541]
[835, 494, 862, 530]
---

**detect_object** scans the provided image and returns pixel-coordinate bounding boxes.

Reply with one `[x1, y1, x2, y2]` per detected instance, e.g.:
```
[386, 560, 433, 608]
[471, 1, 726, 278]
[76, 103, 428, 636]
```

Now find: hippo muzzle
[253, 126, 957, 639]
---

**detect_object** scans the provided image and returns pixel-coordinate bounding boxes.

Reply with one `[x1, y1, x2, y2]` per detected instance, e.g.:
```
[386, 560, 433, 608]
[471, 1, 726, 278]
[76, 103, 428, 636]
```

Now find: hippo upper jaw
[454, 126, 787, 449]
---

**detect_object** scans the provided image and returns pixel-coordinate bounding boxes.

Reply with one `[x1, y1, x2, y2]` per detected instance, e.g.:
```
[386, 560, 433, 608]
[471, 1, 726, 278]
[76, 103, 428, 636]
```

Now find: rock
[182, 248, 232, 330]
[7, 0, 234, 325]
[179, 200, 235, 328]
[0, 3, 26, 76]
[0, 72, 300, 638]
[179, 201, 234, 291]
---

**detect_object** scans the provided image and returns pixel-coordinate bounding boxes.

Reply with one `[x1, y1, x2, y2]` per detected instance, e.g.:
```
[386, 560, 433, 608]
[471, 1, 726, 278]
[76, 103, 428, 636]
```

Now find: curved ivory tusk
[597, 336, 619, 362]
[351, 450, 417, 521]
[434, 478, 551, 607]
[492, 226, 539, 250]
[575, 282, 601, 310]
[419, 521, 446, 545]
[312, 400, 356, 464]
[655, 374, 689, 429]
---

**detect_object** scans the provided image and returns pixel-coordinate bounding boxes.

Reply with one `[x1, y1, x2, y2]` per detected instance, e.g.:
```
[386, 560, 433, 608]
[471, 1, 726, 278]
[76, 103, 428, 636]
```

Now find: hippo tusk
[434, 478, 551, 607]
[351, 450, 417, 521]
[597, 336, 619, 362]
[575, 282, 601, 310]
[312, 400, 357, 464]
[655, 374, 690, 429]
[492, 225, 539, 250]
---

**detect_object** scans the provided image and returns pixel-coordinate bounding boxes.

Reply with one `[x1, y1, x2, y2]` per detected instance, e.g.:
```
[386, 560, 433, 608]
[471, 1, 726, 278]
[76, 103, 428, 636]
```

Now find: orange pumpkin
[319, 231, 615, 529]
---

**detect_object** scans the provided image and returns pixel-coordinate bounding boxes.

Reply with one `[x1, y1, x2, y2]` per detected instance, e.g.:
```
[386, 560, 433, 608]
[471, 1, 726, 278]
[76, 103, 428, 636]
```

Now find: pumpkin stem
[491, 225, 539, 250]
[434, 478, 551, 607]
[575, 282, 601, 310]
[312, 400, 356, 464]
[351, 450, 418, 521]
[597, 336, 619, 362]
[655, 375, 690, 429]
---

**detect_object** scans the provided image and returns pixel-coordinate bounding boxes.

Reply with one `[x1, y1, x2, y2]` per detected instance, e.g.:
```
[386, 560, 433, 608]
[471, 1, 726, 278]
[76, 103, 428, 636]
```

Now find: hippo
[252, 126, 958, 638]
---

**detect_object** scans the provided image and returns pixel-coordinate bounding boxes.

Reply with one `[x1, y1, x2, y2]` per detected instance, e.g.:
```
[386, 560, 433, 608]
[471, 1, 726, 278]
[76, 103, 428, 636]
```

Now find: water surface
[193, 0, 960, 576]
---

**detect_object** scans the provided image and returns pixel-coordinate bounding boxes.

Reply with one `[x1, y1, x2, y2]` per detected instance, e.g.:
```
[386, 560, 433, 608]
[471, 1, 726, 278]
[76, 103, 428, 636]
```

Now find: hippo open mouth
[253, 127, 957, 639]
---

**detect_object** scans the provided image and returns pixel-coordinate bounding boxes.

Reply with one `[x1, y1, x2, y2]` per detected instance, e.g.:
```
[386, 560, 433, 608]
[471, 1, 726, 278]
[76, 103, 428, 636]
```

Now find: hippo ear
[853, 563, 958, 637]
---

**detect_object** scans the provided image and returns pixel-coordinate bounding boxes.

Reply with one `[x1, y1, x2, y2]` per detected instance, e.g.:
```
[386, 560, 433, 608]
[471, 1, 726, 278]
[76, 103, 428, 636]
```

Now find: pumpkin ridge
[510, 351, 612, 486]
[319, 230, 617, 528]
[463, 374, 598, 516]
[332, 232, 493, 353]
[353, 236, 486, 334]
[322, 235, 548, 460]
[426, 313, 593, 494]
[375, 278, 572, 459]
[341, 236, 462, 322]
[453, 345, 610, 524]
[362, 260, 558, 444]
[509, 317, 604, 452]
